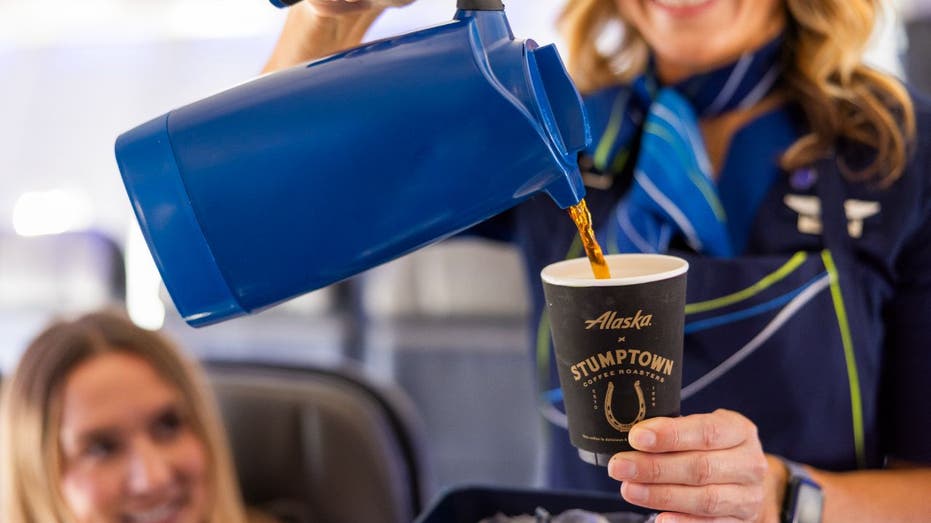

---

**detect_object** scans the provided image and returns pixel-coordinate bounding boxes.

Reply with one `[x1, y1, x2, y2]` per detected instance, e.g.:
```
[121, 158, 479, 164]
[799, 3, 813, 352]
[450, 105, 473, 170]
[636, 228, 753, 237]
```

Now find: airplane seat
[0, 230, 124, 372]
[159, 280, 354, 365]
[0, 230, 124, 310]
[360, 237, 529, 319]
[205, 362, 430, 523]
[359, 237, 543, 490]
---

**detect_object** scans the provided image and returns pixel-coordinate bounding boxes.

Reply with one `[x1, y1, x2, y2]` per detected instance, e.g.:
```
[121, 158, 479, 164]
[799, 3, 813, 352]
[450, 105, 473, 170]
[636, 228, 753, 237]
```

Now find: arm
[812, 461, 931, 522]
[262, 0, 417, 74]
[608, 410, 931, 522]
[262, 2, 385, 73]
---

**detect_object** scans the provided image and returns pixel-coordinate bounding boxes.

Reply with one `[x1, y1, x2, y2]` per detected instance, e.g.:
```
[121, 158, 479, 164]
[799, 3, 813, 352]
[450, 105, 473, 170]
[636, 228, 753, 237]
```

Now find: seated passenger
[0, 310, 276, 523]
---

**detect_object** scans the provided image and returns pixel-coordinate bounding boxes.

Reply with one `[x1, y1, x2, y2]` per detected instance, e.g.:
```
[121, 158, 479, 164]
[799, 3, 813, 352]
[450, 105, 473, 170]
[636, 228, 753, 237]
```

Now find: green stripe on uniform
[594, 91, 630, 171]
[685, 252, 808, 315]
[822, 249, 866, 468]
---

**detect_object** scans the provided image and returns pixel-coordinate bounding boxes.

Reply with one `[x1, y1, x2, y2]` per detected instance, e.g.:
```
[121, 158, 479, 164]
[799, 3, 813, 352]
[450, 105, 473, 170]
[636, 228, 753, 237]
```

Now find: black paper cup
[541, 254, 688, 466]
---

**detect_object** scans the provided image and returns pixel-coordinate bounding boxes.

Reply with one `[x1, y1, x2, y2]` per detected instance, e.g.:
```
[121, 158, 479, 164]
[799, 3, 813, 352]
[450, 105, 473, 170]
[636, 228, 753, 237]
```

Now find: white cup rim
[541, 253, 689, 287]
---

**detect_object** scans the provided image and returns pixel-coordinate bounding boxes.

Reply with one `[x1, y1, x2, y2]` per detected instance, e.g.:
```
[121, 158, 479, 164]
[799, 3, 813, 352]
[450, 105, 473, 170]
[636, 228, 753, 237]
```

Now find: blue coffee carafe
[115, 0, 590, 326]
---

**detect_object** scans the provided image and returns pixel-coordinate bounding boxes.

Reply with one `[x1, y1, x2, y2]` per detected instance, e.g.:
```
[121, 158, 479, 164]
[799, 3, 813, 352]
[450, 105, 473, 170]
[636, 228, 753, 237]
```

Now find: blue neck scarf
[587, 37, 788, 257]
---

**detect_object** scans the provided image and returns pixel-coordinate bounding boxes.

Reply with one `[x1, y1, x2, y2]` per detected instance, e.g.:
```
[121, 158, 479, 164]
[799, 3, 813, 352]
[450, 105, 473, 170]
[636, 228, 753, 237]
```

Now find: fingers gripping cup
[541, 254, 688, 466]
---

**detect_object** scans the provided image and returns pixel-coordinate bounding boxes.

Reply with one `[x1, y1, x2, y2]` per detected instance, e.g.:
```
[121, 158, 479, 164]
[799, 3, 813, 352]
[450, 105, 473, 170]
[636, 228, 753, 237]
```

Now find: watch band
[781, 458, 824, 523]
[783, 459, 812, 481]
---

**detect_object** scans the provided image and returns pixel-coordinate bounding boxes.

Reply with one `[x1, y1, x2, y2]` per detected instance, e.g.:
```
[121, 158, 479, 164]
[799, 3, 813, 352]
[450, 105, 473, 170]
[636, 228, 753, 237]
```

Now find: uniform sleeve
[881, 94, 931, 464]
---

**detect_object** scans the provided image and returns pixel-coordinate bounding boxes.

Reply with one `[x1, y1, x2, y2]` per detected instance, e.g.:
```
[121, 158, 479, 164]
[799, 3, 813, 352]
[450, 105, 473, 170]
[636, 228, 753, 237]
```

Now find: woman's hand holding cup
[608, 409, 786, 522]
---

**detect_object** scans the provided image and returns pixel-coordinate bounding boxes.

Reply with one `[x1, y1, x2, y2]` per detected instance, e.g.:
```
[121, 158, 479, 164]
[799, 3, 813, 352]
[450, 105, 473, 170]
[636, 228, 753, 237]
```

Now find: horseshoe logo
[605, 380, 646, 433]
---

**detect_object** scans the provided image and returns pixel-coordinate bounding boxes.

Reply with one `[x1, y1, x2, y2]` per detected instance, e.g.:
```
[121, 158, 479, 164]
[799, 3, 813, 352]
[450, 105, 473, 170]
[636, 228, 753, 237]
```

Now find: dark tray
[414, 485, 651, 523]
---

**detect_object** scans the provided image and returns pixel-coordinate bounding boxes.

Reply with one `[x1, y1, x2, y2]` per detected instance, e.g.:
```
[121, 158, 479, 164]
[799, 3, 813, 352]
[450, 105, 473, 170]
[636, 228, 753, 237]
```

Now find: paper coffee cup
[541, 254, 688, 466]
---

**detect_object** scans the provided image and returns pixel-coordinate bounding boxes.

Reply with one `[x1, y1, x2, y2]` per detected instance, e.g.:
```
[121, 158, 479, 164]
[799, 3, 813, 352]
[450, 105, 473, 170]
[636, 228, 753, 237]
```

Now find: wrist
[263, 4, 383, 72]
[303, 2, 384, 29]
[764, 454, 790, 523]
[778, 458, 825, 523]
[294, 3, 383, 52]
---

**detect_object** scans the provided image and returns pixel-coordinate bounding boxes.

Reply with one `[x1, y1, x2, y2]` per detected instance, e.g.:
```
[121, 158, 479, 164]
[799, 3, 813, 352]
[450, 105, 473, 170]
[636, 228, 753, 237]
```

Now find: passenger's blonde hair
[560, 0, 915, 185]
[0, 310, 251, 523]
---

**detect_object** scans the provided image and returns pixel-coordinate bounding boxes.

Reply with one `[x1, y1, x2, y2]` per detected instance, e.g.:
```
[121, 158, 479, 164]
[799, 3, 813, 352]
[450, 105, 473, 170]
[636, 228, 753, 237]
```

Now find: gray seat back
[207, 363, 429, 523]
[0, 231, 125, 372]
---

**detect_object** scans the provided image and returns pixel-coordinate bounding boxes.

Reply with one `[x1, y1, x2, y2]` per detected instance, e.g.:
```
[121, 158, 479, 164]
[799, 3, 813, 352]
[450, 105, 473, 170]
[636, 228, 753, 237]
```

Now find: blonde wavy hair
[560, 0, 916, 185]
[0, 311, 253, 523]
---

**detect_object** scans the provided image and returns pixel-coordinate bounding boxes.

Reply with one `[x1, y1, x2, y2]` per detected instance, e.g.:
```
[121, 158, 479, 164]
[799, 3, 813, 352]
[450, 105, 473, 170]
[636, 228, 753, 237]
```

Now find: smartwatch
[781, 459, 824, 523]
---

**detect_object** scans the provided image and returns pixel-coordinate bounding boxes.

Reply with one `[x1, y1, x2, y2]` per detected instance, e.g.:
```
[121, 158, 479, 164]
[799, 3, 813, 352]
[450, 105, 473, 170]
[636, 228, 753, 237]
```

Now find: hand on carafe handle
[263, 0, 418, 73]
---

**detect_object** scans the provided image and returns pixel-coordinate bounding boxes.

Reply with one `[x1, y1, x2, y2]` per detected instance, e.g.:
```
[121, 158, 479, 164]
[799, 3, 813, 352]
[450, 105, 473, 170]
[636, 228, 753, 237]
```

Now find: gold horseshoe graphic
[605, 380, 646, 433]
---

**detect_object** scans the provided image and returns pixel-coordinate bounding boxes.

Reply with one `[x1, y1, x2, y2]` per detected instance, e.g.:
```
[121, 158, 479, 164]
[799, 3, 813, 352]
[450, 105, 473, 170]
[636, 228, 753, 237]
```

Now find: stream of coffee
[567, 199, 611, 279]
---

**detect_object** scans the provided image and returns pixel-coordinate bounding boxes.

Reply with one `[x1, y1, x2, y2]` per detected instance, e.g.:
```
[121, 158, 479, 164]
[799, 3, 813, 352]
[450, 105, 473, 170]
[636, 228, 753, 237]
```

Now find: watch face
[794, 481, 825, 523]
